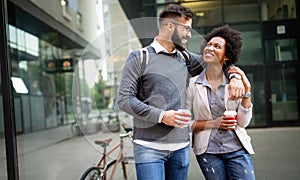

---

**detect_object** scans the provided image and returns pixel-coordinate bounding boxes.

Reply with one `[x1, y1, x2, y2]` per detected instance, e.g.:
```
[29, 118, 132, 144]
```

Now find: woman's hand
[220, 115, 237, 130]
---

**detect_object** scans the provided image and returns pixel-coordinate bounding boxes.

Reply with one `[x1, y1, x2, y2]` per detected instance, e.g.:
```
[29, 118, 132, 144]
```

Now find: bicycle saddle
[95, 138, 113, 148]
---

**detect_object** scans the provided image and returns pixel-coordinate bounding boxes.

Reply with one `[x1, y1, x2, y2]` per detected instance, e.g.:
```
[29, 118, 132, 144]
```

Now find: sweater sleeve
[187, 52, 206, 77]
[117, 50, 162, 123]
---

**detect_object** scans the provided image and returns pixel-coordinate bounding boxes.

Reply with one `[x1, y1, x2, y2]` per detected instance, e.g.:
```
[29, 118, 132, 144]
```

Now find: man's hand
[161, 110, 190, 128]
[228, 78, 245, 100]
[228, 66, 253, 100]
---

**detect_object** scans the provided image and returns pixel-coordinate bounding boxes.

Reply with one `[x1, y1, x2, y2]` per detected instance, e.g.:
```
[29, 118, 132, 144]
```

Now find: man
[117, 4, 244, 180]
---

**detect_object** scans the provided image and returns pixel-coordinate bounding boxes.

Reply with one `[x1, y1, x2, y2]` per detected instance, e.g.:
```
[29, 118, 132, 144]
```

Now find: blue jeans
[133, 143, 190, 180]
[196, 148, 255, 180]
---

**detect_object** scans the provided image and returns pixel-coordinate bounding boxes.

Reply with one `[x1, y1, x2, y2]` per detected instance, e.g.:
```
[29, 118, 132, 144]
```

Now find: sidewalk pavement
[248, 127, 300, 180]
[1, 124, 300, 179]
[188, 127, 300, 180]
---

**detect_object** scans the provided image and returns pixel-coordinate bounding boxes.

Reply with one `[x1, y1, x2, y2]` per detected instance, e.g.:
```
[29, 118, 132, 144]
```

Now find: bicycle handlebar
[120, 123, 133, 139]
[119, 131, 132, 138]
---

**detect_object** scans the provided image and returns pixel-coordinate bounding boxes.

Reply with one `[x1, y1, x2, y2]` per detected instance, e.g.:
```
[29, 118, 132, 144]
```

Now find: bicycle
[80, 124, 135, 180]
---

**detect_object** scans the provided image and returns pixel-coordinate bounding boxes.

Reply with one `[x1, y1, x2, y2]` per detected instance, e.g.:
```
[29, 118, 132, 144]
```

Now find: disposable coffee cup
[224, 110, 237, 129]
[178, 109, 191, 122]
[223, 110, 237, 120]
[176, 109, 191, 128]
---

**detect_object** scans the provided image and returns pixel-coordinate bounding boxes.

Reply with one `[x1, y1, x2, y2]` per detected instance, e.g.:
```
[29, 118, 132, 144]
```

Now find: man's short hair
[159, 4, 194, 25]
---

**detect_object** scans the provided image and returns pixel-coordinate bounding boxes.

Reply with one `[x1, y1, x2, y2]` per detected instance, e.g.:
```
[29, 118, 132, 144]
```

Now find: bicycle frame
[96, 133, 130, 180]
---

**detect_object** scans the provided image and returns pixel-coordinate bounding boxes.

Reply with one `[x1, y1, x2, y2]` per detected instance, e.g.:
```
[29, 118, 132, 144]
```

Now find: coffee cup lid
[224, 110, 237, 116]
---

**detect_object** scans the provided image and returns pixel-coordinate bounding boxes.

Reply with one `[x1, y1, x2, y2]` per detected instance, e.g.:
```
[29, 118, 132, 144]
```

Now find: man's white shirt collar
[150, 38, 177, 54]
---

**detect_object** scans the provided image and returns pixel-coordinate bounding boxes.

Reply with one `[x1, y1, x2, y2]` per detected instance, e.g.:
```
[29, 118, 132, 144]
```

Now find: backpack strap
[179, 50, 191, 67]
[137, 46, 150, 100]
[139, 47, 149, 75]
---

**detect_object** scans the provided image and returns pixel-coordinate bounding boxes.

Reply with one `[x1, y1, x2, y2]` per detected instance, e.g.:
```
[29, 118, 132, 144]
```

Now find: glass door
[263, 24, 300, 125]
[265, 64, 300, 125]
[261, 2, 300, 125]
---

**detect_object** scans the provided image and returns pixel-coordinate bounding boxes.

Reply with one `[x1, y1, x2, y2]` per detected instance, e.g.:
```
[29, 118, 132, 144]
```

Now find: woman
[186, 25, 256, 180]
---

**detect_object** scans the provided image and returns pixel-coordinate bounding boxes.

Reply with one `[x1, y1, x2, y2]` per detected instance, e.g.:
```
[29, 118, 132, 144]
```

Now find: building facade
[0, 0, 299, 179]
[118, 0, 300, 127]
[0, 0, 105, 179]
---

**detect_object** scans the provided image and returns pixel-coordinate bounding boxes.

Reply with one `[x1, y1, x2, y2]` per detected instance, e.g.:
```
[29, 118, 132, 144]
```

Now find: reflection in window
[25, 33, 39, 57]
[265, 38, 298, 62]
[270, 67, 298, 121]
[27, 61, 43, 95]
[224, 0, 259, 23]
[156, 0, 174, 4]
[260, 0, 297, 21]
[8, 25, 39, 58]
[182, 1, 222, 27]
[233, 24, 263, 65]
[8, 25, 17, 49]
[243, 68, 267, 127]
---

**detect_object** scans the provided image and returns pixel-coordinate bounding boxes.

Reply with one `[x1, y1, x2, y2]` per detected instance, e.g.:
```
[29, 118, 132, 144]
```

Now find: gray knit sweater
[117, 46, 204, 143]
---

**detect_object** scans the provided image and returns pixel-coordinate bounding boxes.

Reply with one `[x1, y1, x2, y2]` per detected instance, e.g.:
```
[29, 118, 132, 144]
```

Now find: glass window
[76, 12, 82, 29]
[265, 38, 298, 62]
[17, 29, 25, 51]
[269, 66, 299, 121]
[25, 33, 39, 57]
[61, 0, 72, 20]
[27, 61, 43, 95]
[240, 30, 263, 65]
[156, 0, 175, 4]
[168, 1, 222, 27]
[224, 0, 259, 23]
[6, 0, 108, 178]
[242, 65, 267, 127]
[8, 25, 17, 49]
[231, 24, 263, 65]
[260, 0, 297, 21]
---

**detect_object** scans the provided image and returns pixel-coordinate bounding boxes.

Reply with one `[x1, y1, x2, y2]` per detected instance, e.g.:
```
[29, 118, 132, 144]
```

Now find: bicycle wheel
[80, 166, 101, 180]
[104, 156, 136, 180]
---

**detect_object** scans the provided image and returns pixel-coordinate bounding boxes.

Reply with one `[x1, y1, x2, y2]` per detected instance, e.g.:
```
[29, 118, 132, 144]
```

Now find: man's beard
[171, 28, 186, 51]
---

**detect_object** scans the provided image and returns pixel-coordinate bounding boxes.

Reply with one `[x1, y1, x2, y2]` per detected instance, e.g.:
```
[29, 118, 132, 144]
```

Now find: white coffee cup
[178, 109, 191, 121]
[223, 110, 237, 129]
[177, 109, 191, 128]
[223, 110, 237, 120]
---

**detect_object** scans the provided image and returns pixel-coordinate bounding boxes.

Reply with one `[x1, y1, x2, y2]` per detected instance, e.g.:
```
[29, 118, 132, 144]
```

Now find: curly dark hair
[203, 25, 242, 64]
[159, 4, 194, 25]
